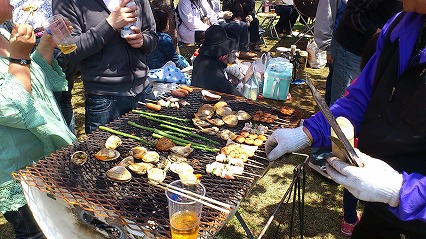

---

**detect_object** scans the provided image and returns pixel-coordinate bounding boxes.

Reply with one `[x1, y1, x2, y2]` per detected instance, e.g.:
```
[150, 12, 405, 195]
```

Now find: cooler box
[262, 61, 293, 101]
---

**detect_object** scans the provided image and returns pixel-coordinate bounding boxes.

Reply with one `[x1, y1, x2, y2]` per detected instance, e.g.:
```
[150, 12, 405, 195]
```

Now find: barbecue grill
[13, 88, 304, 238]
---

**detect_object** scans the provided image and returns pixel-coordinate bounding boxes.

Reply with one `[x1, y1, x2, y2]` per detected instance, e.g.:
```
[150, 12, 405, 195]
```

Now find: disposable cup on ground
[165, 180, 206, 239]
[42, 14, 76, 54]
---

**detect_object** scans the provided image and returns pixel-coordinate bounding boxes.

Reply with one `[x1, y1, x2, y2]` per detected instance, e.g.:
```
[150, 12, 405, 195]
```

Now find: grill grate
[14, 88, 304, 238]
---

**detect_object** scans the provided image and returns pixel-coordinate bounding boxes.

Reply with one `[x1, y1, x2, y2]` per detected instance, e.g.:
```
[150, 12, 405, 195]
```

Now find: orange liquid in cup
[170, 211, 200, 239]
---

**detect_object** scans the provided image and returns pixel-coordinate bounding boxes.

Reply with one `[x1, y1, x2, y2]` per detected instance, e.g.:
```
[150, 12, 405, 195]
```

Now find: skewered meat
[206, 162, 244, 180]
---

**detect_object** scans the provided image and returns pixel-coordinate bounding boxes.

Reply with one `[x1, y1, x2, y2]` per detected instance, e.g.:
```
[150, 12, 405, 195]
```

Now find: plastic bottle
[121, 0, 137, 38]
[243, 65, 259, 100]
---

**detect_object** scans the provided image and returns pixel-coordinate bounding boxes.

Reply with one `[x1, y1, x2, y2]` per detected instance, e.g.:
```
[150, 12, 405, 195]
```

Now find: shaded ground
[0, 25, 358, 239]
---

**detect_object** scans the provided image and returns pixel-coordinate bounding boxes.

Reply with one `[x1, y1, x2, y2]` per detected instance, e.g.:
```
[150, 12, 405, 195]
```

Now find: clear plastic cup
[42, 14, 76, 54]
[165, 180, 205, 239]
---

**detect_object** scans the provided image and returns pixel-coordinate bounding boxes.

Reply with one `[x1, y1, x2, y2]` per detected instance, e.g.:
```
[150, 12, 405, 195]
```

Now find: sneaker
[308, 148, 332, 180]
[341, 215, 360, 237]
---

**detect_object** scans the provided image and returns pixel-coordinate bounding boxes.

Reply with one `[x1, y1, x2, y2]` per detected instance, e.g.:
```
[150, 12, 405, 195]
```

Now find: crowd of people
[0, 0, 425, 238]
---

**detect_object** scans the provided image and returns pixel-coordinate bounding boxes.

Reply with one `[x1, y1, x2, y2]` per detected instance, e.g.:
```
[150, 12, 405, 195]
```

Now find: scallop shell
[222, 114, 239, 127]
[213, 101, 228, 110]
[192, 118, 211, 128]
[147, 168, 166, 183]
[216, 106, 233, 117]
[201, 90, 221, 102]
[105, 135, 122, 150]
[106, 166, 132, 182]
[130, 146, 147, 159]
[142, 151, 160, 163]
[236, 110, 252, 121]
[196, 104, 215, 118]
[219, 129, 237, 140]
[70, 151, 88, 166]
[170, 145, 194, 157]
[128, 162, 153, 175]
[94, 148, 120, 161]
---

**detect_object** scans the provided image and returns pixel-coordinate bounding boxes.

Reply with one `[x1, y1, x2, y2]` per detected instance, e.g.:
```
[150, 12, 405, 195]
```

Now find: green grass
[0, 13, 359, 239]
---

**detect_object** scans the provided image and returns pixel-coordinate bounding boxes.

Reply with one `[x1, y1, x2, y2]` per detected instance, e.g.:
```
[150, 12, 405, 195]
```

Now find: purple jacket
[304, 11, 426, 222]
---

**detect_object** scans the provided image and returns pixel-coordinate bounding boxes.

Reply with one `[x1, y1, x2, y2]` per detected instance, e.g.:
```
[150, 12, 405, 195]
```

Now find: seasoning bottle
[121, 0, 137, 38]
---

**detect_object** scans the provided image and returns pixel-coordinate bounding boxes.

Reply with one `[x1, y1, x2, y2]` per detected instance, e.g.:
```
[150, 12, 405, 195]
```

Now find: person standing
[274, 0, 300, 36]
[0, 0, 77, 237]
[52, 0, 158, 134]
[265, 1, 426, 237]
[329, 0, 401, 105]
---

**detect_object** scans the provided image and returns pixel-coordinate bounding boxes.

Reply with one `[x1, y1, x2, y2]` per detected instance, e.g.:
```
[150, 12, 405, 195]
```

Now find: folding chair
[292, 0, 319, 44]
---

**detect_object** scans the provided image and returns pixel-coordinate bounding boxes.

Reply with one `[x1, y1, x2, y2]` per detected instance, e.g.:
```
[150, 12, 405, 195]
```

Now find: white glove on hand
[265, 126, 311, 161]
[326, 149, 403, 207]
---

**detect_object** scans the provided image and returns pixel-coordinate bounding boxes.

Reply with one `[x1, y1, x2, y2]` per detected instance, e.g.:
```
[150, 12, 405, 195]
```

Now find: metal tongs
[305, 76, 363, 167]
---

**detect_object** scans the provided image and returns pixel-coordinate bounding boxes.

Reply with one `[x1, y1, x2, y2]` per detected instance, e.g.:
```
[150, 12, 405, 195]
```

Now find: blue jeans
[330, 41, 361, 105]
[221, 20, 249, 52]
[85, 84, 155, 134]
[3, 204, 46, 239]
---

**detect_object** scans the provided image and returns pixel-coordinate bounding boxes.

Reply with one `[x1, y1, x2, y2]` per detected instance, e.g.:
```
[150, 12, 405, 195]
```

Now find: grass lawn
[0, 19, 360, 239]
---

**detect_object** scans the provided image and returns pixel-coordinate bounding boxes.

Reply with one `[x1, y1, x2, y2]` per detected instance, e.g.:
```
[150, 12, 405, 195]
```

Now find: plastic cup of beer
[165, 180, 206, 239]
[42, 14, 76, 54]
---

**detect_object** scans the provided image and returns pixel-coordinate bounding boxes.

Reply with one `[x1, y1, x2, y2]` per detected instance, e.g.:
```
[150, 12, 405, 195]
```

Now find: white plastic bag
[306, 39, 327, 69]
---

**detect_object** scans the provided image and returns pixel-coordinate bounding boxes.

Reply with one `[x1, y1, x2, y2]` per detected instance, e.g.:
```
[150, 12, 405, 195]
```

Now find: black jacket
[333, 0, 401, 56]
[192, 55, 241, 96]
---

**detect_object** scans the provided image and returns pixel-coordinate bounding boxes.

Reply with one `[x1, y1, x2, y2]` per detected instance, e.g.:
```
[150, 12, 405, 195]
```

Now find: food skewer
[233, 175, 254, 180]
[252, 155, 269, 162]
[247, 158, 267, 165]
[148, 181, 231, 214]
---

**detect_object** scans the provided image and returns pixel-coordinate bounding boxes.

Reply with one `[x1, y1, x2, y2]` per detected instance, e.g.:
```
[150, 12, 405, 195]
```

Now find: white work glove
[326, 149, 403, 207]
[265, 126, 311, 161]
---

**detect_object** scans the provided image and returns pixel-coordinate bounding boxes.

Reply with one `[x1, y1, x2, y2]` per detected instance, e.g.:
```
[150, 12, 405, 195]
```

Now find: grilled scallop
[201, 90, 221, 101]
[196, 104, 215, 119]
[236, 110, 252, 121]
[214, 101, 228, 110]
[147, 168, 166, 183]
[201, 127, 220, 135]
[94, 148, 120, 161]
[142, 151, 160, 163]
[130, 146, 147, 159]
[206, 118, 225, 127]
[128, 162, 153, 175]
[192, 118, 211, 128]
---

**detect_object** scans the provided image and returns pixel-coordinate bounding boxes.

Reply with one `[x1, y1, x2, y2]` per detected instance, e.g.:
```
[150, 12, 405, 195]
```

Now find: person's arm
[178, 0, 211, 31]
[389, 172, 426, 222]
[125, 0, 158, 53]
[314, 0, 334, 51]
[339, 0, 383, 38]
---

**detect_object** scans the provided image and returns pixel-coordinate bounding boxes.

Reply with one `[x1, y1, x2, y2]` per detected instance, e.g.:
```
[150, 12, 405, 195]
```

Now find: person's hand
[223, 11, 233, 19]
[326, 149, 403, 207]
[107, 0, 138, 30]
[265, 126, 311, 161]
[9, 23, 35, 59]
[125, 26, 143, 48]
[245, 15, 253, 22]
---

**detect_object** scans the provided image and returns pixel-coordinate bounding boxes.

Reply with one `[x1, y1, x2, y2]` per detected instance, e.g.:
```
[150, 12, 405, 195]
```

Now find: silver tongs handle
[305, 76, 363, 167]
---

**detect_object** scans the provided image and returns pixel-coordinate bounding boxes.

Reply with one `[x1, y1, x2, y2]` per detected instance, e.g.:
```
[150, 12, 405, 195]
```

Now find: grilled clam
[147, 168, 166, 183]
[94, 148, 120, 161]
[70, 151, 88, 166]
[170, 162, 194, 174]
[222, 114, 239, 127]
[142, 151, 160, 163]
[201, 90, 221, 102]
[206, 118, 225, 127]
[219, 129, 237, 140]
[118, 156, 134, 167]
[105, 135, 122, 150]
[157, 158, 171, 170]
[196, 104, 215, 119]
[106, 166, 132, 182]
[236, 110, 252, 121]
[214, 101, 228, 110]
[216, 106, 233, 117]
[128, 162, 153, 175]
[130, 146, 147, 159]
[192, 118, 211, 128]
[170, 144, 194, 157]
[168, 153, 188, 163]
[201, 126, 219, 135]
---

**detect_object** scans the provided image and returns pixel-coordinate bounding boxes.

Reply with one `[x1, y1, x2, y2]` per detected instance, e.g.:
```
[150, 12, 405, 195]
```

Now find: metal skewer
[149, 181, 232, 214]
